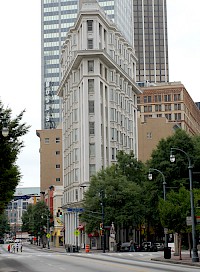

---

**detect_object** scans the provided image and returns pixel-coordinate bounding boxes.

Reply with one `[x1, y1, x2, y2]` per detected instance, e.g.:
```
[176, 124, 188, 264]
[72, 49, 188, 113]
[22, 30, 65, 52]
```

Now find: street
[0, 244, 199, 272]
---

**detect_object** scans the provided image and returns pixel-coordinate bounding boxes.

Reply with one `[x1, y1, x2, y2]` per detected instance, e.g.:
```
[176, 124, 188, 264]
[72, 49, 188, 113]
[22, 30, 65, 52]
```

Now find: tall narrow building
[41, 0, 133, 129]
[58, 0, 141, 248]
[133, 0, 168, 84]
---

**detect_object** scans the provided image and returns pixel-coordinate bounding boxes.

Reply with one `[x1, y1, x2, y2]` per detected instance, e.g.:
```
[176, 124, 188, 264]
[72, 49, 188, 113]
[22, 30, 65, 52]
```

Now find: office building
[138, 82, 200, 162]
[57, 0, 141, 248]
[36, 127, 63, 192]
[41, 0, 133, 129]
[133, 0, 169, 84]
[6, 187, 40, 235]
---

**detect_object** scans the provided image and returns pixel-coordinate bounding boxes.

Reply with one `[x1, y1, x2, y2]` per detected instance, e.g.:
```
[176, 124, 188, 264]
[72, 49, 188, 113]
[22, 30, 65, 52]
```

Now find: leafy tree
[116, 150, 146, 185]
[158, 187, 191, 259]
[22, 201, 50, 237]
[0, 212, 10, 237]
[0, 101, 30, 214]
[81, 165, 145, 234]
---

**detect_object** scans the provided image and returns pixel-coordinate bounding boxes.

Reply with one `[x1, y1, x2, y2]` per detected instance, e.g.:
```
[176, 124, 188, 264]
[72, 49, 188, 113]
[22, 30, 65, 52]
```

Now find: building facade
[137, 82, 200, 162]
[41, 0, 133, 129]
[133, 0, 168, 84]
[6, 187, 40, 236]
[36, 127, 63, 192]
[57, 0, 141, 248]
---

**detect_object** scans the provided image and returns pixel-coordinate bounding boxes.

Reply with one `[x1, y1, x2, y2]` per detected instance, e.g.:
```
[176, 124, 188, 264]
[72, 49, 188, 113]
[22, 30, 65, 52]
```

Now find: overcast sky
[0, 0, 199, 188]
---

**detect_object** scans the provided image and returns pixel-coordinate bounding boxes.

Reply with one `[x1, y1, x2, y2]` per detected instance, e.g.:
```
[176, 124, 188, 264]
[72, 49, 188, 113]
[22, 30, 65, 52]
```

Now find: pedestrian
[7, 244, 10, 252]
[21, 243, 23, 252]
[16, 243, 19, 252]
[12, 244, 15, 253]
[129, 240, 135, 252]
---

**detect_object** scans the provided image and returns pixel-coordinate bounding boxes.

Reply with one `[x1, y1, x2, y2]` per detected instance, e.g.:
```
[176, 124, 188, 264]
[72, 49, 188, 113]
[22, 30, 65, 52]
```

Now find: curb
[151, 258, 200, 267]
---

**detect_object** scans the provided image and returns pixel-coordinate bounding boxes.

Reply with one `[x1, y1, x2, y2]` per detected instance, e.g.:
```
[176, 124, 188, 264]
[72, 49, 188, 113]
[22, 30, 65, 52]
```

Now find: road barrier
[85, 244, 90, 253]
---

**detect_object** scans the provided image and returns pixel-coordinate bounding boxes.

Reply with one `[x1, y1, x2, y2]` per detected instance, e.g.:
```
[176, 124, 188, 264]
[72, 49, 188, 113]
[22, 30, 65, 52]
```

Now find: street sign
[74, 230, 80, 236]
[67, 208, 84, 213]
[186, 216, 192, 226]
[46, 233, 51, 238]
[164, 228, 168, 234]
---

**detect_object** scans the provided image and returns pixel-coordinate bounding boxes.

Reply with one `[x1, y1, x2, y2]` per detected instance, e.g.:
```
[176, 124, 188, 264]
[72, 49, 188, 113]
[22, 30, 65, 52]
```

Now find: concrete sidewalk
[26, 244, 200, 267]
[152, 253, 200, 267]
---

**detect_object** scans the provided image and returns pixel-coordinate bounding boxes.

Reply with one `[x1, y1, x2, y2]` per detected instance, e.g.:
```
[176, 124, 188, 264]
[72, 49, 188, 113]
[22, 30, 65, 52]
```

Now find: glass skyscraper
[133, 0, 168, 84]
[41, 0, 168, 129]
[41, 0, 133, 129]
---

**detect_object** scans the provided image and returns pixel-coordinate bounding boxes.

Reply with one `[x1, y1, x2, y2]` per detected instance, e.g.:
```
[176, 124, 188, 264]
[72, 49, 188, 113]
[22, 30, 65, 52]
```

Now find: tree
[0, 101, 30, 214]
[0, 212, 10, 238]
[22, 201, 50, 237]
[158, 187, 190, 259]
[81, 165, 145, 234]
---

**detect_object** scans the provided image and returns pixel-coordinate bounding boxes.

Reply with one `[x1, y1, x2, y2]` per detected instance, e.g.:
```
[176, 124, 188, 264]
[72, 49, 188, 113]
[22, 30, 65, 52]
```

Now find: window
[89, 122, 95, 135]
[56, 137, 60, 143]
[87, 20, 93, 31]
[45, 138, 49, 144]
[155, 104, 162, 111]
[174, 93, 181, 101]
[75, 189, 79, 201]
[143, 96, 152, 103]
[174, 103, 181, 110]
[154, 95, 161, 102]
[89, 164, 96, 177]
[55, 151, 60, 155]
[89, 143, 95, 156]
[56, 178, 60, 182]
[88, 79, 94, 93]
[88, 39, 93, 49]
[147, 132, 152, 139]
[56, 164, 60, 169]
[164, 94, 171, 102]
[89, 101, 94, 114]
[165, 104, 171, 111]
[75, 169, 79, 182]
[88, 60, 94, 72]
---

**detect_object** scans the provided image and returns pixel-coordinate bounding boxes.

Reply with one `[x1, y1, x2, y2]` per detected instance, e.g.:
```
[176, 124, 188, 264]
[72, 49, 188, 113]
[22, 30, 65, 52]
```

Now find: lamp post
[0, 117, 9, 137]
[100, 190, 106, 253]
[170, 147, 199, 262]
[148, 168, 167, 248]
[41, 214, 50, 249]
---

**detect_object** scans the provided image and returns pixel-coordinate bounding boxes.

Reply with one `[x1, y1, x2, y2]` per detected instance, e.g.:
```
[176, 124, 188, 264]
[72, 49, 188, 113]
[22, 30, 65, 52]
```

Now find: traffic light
[100, 223, 103, 230]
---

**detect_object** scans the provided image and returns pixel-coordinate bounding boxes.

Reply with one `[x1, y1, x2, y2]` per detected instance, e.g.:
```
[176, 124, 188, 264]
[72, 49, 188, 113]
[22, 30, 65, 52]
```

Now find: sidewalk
[151, 252, 200, 267]
[26, 244, 200, 267]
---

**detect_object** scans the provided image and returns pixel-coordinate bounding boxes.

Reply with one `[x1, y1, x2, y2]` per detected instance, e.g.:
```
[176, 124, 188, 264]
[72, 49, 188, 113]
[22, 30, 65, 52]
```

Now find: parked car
[142, 242, 157, 252]
[0, 239, 4, 244]
[120, 242, 130, 252]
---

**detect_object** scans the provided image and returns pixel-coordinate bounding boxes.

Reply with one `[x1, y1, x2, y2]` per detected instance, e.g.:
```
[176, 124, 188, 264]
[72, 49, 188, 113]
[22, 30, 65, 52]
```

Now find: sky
[0, 0, 199, 188]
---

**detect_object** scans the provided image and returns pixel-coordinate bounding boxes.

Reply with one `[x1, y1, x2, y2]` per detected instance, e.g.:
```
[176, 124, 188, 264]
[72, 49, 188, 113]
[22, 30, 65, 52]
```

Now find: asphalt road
[0, 244, 199, 272]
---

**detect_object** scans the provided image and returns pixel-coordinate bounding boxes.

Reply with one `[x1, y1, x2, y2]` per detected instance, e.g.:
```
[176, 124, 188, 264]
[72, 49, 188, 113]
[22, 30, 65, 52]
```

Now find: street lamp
[41, 214, 50, 249]
[170, 147, 199, 262]
[100, 190, 106, 253]
[0, 117, 9, 137]
[148, 168, 167, 249]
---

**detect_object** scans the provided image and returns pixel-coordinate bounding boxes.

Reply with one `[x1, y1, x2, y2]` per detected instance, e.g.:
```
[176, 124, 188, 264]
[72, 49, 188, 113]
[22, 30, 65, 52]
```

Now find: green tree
[116, 150, 146, 185]
[158, 187, 191, 259]
[143, 129, 199, 241]
[81, 165, 145, 234]
[0, 212, 10, 238]
[0, 101, 30, 214]
[22, 201, 50, 237]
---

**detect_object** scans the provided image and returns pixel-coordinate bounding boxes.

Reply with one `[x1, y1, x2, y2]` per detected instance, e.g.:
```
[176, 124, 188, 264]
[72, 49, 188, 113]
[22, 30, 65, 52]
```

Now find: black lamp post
[100, 190, 106, 253]
[148, 168, 167, 248]
[170, 147, 199, 262]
